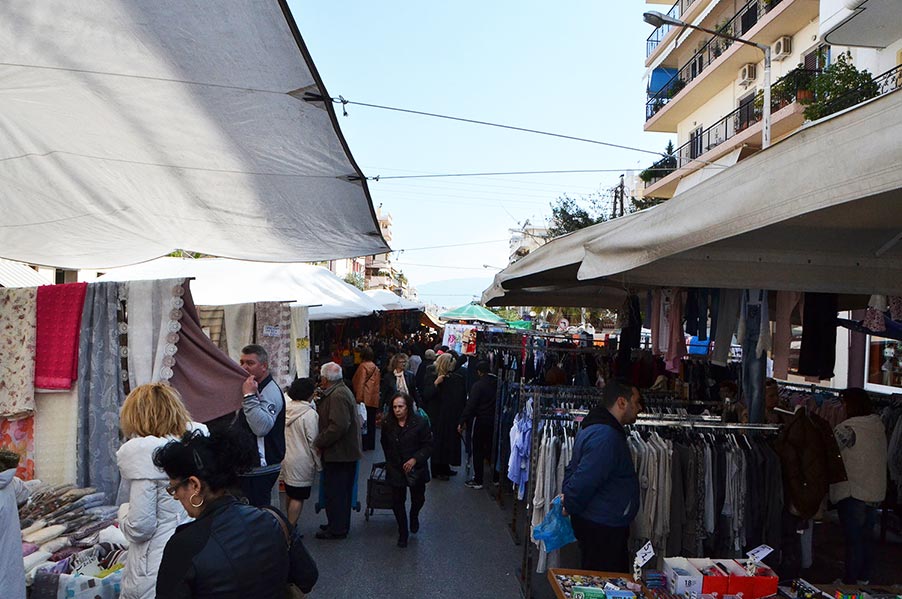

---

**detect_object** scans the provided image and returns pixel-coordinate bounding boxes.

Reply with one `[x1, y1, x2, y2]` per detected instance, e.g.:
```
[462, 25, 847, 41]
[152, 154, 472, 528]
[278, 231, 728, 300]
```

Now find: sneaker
[465, 480, 483, 490]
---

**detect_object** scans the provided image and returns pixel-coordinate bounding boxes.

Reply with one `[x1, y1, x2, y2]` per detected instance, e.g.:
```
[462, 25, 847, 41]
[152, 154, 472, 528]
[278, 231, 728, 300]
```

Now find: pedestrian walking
[283, 378, 321, 527]
[424, 353, 467, 479]
[352, 346, 381, 451]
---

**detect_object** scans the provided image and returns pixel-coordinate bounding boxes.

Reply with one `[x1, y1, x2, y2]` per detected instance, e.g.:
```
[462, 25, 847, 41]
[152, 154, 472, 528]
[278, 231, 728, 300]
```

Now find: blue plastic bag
[532, 496, 577, 552]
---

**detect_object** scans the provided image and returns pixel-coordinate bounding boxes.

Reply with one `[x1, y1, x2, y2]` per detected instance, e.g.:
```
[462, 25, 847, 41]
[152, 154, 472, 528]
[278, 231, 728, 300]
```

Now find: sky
[289, 1, 674, 305]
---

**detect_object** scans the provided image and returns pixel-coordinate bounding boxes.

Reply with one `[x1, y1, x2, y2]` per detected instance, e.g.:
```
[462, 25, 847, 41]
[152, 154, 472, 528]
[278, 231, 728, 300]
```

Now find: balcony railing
[646, 0, 785, 120]
[643, 68, 818, 187]
[646, 0, 696, 57]
[808, 63, 902, 120]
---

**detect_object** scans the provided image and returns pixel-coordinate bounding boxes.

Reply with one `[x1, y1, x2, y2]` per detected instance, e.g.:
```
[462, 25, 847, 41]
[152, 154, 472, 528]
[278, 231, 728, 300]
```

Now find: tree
[490, 306, 521, 322]
[547, 193, 607, 238]
[343, 272, 365, 290]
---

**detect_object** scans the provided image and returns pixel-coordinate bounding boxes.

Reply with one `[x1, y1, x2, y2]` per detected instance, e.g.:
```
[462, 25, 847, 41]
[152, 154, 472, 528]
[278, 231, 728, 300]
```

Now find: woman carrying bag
[380, 392, 433, 548]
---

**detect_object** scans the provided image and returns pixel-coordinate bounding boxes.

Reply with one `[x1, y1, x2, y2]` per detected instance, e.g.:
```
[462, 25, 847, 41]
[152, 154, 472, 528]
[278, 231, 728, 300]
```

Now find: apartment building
[641, 0, 902, 199]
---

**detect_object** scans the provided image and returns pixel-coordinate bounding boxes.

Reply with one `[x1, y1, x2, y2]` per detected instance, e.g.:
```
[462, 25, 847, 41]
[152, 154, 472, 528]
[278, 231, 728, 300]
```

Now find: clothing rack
[631, 419, 782, 431]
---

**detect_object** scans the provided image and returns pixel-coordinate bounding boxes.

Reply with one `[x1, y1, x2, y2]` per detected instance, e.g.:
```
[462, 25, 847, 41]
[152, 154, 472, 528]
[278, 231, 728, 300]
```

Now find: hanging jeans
[742, 302, 767, 423]
[837, 497, 877, 584]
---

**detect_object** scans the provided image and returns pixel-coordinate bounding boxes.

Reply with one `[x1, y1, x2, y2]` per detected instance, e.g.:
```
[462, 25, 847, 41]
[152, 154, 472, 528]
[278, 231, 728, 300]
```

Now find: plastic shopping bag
[532, 496, 577, 552]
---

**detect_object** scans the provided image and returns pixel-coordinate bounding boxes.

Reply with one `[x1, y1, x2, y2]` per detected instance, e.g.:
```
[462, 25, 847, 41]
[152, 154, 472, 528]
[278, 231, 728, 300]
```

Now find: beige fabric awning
[485, 89, 902, 305]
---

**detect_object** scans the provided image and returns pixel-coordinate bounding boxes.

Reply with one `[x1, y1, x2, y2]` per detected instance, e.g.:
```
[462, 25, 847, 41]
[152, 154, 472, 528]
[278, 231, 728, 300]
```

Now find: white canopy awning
[363, 289, 425, 311]
[98, 258, 385, 321]
[486, 89, 902, 304]
[579, 90, 902, 295]
[0, 1, 388, 269]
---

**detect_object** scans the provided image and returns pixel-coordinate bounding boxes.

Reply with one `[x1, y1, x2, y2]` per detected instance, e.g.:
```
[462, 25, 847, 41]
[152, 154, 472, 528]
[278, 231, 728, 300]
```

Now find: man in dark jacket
[458, 361, 497, 490]
[562, 379, 642, 572]
[314, 362, 362, 540]
[237, 344, 286, 507]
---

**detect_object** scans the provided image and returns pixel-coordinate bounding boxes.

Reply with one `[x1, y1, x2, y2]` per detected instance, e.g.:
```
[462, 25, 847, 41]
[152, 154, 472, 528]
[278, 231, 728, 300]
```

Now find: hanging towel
[34, 390, 78, 486]
[289, 306, 310, 379]
[254, 301, 292, 389]
[0, 288, 37, 419]
[224, 303, 254, 361]
[34, 283, 88, 390]
[0, 416, 35, 479]
[126, 279, 186, 388]
[170, 283, 246, 423]
[76, 282, 125, 502]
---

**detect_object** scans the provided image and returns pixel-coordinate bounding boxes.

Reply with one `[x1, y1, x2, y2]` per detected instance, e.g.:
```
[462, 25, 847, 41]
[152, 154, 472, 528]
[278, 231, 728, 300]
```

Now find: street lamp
[643, 10, 772, 149]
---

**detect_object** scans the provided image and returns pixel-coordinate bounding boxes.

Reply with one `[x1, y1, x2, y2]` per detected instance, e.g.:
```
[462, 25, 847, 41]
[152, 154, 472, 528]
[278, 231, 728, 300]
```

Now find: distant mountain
[414, 277, 494, 311]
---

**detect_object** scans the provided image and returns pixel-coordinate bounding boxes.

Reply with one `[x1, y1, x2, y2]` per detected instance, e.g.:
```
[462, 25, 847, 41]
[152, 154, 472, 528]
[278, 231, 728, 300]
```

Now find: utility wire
[393, 238, 509, 252]
[334, 97, 666, 157]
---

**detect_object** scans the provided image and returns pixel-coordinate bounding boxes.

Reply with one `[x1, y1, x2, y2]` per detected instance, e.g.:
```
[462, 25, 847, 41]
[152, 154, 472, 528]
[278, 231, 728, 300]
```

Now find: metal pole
[761, 45, 772, 149]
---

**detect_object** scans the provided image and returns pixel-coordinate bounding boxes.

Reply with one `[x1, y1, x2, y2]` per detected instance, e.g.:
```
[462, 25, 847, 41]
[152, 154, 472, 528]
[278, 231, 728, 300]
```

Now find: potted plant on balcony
[667, 78, 687, 99]
[804, 51, 879, 120]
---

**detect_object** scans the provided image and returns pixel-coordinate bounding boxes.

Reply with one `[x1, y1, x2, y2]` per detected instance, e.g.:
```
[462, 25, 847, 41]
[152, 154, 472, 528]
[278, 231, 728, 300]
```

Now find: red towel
[35, 282, 88, 390]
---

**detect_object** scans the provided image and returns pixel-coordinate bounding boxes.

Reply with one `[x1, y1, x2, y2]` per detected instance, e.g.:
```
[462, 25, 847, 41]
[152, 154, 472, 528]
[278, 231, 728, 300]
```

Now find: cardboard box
[664, 557, 704, 596]
[688, 558, 730, 596]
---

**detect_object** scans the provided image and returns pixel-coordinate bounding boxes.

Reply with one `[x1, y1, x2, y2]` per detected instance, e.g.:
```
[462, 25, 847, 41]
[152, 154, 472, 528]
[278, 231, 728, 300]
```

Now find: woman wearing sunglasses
[116, 383, 206, 599]
[153, 429, 289, 598]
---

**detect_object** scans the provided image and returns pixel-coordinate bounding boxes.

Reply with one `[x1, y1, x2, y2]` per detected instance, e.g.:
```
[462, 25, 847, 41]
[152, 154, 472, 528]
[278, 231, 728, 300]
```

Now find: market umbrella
[440, 303, 506, 325]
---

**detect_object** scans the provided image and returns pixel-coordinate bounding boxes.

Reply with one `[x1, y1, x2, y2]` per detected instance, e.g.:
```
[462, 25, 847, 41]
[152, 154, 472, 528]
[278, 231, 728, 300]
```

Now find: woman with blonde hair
[424, 353, 467, 480]
[116, 383, 205, 599]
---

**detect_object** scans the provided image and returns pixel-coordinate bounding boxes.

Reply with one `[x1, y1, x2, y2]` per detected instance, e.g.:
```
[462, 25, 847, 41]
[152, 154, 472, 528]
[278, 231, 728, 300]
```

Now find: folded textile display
[34, 282, 88, 390]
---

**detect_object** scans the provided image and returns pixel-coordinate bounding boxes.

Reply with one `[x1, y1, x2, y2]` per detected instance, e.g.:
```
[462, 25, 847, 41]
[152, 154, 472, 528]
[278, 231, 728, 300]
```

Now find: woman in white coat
[283, 377, 321, 527]
[116, 383, 203, 599]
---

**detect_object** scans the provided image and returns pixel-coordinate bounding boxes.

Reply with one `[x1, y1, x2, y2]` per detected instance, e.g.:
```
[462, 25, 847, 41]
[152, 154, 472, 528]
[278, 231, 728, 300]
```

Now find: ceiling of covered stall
[0, 0, 388, 268]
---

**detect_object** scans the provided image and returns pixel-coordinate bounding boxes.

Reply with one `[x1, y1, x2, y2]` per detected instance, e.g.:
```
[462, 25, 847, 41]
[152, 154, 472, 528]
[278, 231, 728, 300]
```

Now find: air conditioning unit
[773, 36, 792, 61]
[738, 63, 757, 87]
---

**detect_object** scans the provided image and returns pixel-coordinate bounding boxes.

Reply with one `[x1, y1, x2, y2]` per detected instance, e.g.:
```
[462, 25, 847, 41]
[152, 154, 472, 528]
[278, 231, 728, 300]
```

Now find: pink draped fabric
[35, 282, 88, 390]
[169, 283, 246, 423]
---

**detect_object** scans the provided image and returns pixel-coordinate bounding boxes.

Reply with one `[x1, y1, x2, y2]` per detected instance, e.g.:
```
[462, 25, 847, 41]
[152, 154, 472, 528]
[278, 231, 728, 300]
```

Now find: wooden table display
[547, 569, 645, 599]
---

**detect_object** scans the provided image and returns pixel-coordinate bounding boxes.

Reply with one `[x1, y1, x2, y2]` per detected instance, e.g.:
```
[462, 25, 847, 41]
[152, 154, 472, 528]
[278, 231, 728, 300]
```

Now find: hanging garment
[650, 289, 662, 355]
[169, 284, 246, 424]
[34, 282, 88, 390]
[0, 287, 37, 418]
[711, 289, 741, 367]
[254, 302, 292, 389]
[739, 290, 769, 424]
[34, 390, 78, 486]
[223, 303, 254, 361]
[665, 290, 687, 373]
[126, 279, 186, 389]
[737, 290, 772, 360]
[798, 293, 838, 380]
[773, 291, 803, 380]
[76, 282, 126, 502]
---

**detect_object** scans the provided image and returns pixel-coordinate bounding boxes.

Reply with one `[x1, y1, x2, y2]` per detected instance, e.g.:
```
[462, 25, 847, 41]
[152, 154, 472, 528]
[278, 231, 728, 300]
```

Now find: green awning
[439, 302, 506, 325]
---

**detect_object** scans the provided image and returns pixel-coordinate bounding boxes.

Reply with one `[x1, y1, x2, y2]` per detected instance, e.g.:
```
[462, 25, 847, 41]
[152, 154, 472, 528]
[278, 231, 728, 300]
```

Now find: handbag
[263, 507, 319, 594]
[356, 402, 368, 435]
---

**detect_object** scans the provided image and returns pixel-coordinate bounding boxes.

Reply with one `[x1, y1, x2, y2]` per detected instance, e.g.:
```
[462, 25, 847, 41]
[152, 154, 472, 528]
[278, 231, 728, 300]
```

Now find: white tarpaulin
[364, 289, 425, 311]
[98, 258, 384, 321]
[0, 1, 388, 268]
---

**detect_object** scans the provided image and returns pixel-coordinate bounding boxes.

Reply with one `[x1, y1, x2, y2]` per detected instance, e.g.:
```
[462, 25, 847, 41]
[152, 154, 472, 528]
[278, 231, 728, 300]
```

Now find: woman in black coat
[380, 391, 432, 548]
[424, 353, 467, 479]
[153, 430, 295, 598]
[380, 353, 421, 410]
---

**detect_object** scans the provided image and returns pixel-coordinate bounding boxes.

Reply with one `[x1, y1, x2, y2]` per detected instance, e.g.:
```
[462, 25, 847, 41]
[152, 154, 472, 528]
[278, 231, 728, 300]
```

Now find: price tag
[746, 544, 773, 563]
[604, 583, 621, 591]
[263, 325, 281, 337]
[635, 541, 655, 567]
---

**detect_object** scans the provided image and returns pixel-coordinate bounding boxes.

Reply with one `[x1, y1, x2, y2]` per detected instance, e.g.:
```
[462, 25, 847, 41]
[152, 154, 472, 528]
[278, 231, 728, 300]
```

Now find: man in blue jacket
[562, 379, 642, 572]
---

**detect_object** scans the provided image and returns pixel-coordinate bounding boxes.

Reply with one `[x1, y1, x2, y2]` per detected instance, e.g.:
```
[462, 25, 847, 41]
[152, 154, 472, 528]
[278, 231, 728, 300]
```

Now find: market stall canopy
[440, 303, 507, 325]
[420, 311, 444, 331]
[578, 89, 902, 295]
[0, 1, 388, 269]
[0, 258, 52, 288]
[363, 289, 425, 311]
[487, 89, 902, 302]
[98, 258, 384, 321]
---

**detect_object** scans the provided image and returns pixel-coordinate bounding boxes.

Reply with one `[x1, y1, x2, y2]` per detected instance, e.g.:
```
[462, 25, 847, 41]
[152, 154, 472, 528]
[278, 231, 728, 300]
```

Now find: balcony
[643, 62, 902, 198]
[646, 0, 697, 57]
[643, 68, 818, 197]
[645, 0, 819, 132]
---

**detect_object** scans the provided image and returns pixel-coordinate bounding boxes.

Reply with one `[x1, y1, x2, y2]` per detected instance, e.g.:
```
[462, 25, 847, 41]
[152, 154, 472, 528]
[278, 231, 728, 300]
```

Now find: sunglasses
[165, 479, 188, 496]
